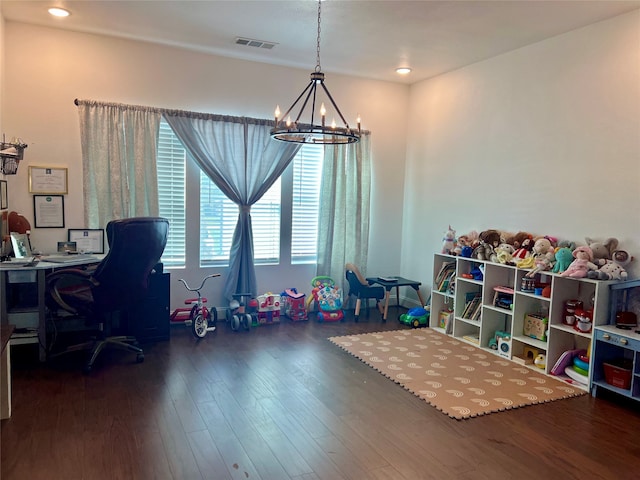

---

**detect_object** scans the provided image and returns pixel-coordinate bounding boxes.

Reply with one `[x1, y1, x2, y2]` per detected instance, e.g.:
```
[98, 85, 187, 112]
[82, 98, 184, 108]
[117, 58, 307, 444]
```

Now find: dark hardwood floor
[2, 308, 640, 480]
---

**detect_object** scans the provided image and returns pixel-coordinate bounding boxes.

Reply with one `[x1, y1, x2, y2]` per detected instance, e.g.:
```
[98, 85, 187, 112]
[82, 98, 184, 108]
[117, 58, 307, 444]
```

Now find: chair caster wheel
[136, 353, 145, 363]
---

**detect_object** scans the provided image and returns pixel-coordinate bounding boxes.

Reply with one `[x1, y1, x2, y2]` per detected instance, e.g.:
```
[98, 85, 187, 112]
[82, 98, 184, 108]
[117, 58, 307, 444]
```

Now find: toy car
[399, 306, 430, 328]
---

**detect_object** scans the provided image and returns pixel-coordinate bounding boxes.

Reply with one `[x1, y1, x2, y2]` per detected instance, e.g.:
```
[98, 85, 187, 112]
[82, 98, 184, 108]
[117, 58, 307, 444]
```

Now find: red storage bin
[603, 360, 632, 389]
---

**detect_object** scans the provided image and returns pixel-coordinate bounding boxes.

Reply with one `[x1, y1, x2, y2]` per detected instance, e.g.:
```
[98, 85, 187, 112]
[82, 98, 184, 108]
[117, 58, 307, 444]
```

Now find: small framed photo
[33, 195, 65, 228]
[68, 229, 105, 254]
[28, 166, 68, 194]
[57, 241, 77, 253]
[0, 180, 7, 210]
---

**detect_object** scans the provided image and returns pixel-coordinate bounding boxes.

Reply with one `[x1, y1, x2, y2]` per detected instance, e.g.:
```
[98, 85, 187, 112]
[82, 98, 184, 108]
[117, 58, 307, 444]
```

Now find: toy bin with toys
[307, 276, 344, 322]
[281, 288, 308, 321]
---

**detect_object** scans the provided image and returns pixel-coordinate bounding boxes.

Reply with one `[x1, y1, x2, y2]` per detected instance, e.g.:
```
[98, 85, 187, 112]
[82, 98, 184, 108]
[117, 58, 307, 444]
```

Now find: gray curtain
[164, 113, 300, 301]
[316, 134, 372, 291]
[77, 101, 161, 227]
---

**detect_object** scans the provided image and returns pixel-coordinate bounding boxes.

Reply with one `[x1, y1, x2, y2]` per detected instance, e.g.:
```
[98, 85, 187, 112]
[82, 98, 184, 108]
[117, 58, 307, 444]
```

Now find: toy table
[366, 276, 425, 321]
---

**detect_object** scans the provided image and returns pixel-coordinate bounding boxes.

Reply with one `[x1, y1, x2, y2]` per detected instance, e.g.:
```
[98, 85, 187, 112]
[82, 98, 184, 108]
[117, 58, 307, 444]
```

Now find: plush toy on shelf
[560, 246, 597, 278]
[491, 243, 515, 264]
[552, 247, 575, 274]
[585, 237, 618, 266]
[525, 237, 556, 278]
[441, 225, 456, 255]
[587, 249, 634, 280]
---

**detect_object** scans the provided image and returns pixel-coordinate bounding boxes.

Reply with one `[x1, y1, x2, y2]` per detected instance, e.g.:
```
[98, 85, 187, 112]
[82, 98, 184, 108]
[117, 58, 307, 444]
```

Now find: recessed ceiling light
[396, 67, 412, 75]
[48, 7, 70, 17]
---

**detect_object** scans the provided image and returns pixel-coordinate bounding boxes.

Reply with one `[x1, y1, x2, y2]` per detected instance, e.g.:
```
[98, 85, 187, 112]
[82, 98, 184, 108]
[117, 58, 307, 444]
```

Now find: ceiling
[2, 0, 639, 84]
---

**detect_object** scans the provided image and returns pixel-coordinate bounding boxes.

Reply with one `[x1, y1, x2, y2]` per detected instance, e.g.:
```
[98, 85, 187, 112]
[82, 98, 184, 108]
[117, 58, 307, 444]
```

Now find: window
[157, 121, 186, 266]
[291, 145, 323, 264]
[156, 119, 322, 267]
[200, 173, 281, 266]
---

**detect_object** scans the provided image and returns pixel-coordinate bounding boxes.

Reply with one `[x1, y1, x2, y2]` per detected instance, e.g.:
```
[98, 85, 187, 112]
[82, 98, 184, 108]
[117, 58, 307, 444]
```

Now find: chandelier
[270, 0, 360, 144]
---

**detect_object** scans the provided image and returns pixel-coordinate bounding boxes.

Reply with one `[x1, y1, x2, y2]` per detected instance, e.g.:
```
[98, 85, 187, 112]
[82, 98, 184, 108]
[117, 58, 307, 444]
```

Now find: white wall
[403, 10, 640, 293]
[2, 22, 409, 310]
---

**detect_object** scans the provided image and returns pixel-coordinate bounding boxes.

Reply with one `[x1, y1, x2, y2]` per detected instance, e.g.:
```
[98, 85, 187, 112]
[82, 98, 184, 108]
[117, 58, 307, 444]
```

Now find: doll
[560, 246, 597, 278]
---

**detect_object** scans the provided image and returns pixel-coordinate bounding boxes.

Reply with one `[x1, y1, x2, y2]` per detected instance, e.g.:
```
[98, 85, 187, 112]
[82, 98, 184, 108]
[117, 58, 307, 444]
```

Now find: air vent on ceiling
[235, 37, 277, 50]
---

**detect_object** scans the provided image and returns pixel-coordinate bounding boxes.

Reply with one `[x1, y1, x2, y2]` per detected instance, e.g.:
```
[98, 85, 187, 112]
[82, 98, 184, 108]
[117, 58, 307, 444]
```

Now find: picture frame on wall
[0, 180, 7, 210]
[68, 228, 105, 254]
[28, 166, 68, 194]
[33, 195, 65, 228]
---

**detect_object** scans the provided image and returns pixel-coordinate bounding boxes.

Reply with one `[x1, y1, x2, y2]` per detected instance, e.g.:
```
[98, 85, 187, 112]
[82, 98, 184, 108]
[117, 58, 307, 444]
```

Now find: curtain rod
[74, 98, 370, 134]
[74, 98, 274, 126]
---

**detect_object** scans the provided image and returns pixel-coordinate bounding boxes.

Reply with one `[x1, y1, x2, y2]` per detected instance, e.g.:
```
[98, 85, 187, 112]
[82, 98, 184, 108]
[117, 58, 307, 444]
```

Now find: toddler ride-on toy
[226, 293, 256, 331]
[174, 274, 220, 338]
[307, 276, 344, 322]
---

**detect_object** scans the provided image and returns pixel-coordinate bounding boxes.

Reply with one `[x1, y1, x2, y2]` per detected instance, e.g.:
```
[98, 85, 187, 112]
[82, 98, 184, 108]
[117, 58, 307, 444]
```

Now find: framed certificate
[28, 166, 68, 194]
[33, 195, 65, 228]
[68, 229, 105, 254]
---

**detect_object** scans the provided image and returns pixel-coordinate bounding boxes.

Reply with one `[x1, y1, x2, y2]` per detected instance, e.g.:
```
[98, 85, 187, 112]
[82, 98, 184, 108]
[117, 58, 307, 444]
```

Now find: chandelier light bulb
[274, 105, 281, 123]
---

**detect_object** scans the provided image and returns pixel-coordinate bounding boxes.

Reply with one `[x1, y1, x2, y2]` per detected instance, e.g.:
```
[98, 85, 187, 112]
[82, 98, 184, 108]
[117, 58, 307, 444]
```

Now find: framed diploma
[33, 195, 65, 228]
[28, 166, 68, 194]
[68, 229, 105, 254]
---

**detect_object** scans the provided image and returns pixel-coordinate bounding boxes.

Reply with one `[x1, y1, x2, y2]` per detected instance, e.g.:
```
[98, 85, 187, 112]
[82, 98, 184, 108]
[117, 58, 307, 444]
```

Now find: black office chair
[345, 263, 385, 322]
[46, 217, 169, 372]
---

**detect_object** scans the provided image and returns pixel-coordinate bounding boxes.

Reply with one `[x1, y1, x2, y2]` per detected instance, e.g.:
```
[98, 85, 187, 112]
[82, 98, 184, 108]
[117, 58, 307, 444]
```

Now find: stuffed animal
[491, 243, 515, 264]
[472, 240, 494, 261]
[525, 238, 556, 278]
[552, 247, 574, 274]
[454, 234, 473, 256]
[442, 225, 456, 255]
[560, 246, 598, 278]
[479, 229, 501, 250]
[511, 237, 534, 264]
[588, 249, 634, 280]
[585, 237, 618, 266]
[504, 231, 533, 250]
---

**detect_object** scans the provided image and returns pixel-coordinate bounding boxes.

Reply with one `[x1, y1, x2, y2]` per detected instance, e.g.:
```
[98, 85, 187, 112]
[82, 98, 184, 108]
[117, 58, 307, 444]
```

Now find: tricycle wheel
[192, 313, 208, 338]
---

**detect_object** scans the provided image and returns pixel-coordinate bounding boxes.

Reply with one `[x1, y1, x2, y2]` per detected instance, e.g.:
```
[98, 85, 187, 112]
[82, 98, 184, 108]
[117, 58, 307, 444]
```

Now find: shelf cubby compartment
[546, 327, 592, 389]
[511, 337, 547, 369]
[481, 308, 512, 353]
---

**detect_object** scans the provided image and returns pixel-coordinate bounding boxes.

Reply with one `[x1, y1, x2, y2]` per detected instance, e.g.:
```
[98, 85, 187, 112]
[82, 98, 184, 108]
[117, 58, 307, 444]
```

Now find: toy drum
[563, 300, 582, 326]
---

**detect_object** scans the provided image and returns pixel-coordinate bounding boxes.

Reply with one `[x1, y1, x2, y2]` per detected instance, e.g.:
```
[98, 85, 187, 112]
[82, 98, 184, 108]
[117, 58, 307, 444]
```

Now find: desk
[0, 256, 103, 361]
[366, 276, 425, 321]
[1, 324, 14, 419]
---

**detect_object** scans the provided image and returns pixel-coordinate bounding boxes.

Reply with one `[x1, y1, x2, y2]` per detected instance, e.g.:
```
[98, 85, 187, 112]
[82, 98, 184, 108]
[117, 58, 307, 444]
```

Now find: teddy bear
[552, 247, 574, 274]
[525, 238, 556, 277]
[587, 249, 633, 280]
[472, 240, 494, 261]
[560, 246, 598, 278]
[442, 225, 456, 255]
[479, 229, 501, 250]
[585, 237, 618, 266]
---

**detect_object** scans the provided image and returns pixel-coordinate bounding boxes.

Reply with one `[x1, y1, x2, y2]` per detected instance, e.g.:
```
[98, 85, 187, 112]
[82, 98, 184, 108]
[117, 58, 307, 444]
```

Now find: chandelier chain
[315, 0, 322, 72]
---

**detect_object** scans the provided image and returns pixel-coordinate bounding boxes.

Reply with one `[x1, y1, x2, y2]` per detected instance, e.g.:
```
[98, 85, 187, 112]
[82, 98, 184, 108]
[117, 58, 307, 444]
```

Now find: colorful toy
[226, 292, 256, 331]
[281, 288, 308, 321]
[442, 225, 456, 255]
[560, 246, 597, 278]
[256, 292, 281, 325]
[400, 305, 431, 328]
[585, 237, 618, 265]
[552, 247, 574, 274]
[308, 276, 344, 322]
[525, 237, 556, 278]
[573, 308, 593, 333]
[534, 353, 546, 369]
[488, 330, 510, 350]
